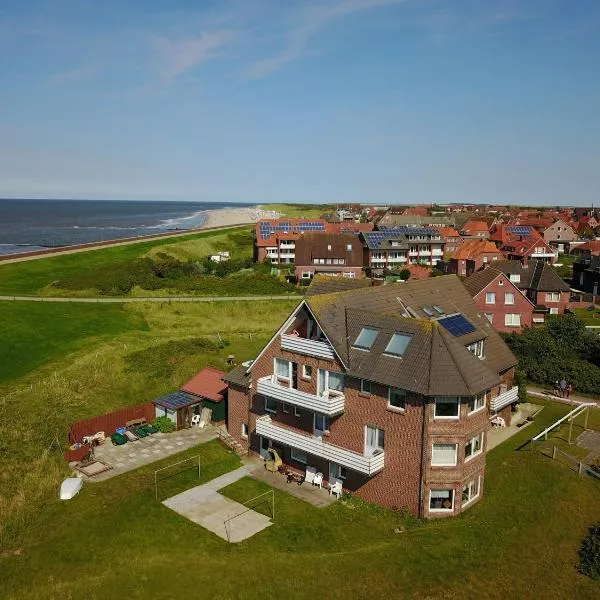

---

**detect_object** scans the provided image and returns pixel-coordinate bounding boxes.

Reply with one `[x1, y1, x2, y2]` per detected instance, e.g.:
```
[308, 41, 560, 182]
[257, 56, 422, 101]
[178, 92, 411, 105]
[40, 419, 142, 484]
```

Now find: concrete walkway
[162, 466, 273, 543]
[85, 427, 218, 481]
[0, 294, 301, 303]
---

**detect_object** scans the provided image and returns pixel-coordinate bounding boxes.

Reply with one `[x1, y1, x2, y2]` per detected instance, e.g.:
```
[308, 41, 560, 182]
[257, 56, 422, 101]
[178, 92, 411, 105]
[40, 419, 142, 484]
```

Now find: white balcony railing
[257, 375, 345, 416]
[490, 386, 519, 411]
[280, 334, 336, 360]
[256, 415, 384, 475]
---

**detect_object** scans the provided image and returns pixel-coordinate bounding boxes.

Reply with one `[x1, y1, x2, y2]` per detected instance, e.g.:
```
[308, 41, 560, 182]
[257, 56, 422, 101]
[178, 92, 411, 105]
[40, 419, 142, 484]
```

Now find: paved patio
[81, 426, 219, 481]
[487, 403, 542, 451]
[162, 465, 273, 543]
[245, 457, 337, 508]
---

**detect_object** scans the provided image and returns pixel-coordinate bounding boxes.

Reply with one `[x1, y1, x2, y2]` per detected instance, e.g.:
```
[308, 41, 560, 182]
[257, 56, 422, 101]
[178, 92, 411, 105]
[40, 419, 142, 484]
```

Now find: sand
[200, 205, 280, 228]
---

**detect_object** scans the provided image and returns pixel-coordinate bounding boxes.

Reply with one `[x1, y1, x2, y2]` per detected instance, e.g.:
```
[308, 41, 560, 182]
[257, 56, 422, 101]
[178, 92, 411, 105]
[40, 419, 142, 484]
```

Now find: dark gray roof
[154, 391, 197, 410]
[306, 275, 516, 396]
[305, 275, 372, 297]
[463, 268, 503, 297]
[223, 364, 250, 388]
[494, 260, 570, 292]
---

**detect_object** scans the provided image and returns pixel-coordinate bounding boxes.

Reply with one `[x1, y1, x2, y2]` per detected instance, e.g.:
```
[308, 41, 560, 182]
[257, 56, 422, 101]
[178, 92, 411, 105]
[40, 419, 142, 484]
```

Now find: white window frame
[318, 369, 345, 396]
[504, 292, 515, 305]
[294, 405, 301, 417]
[302, 365, 312, 379]
[546, 292, 560, 302]
[549, 307, 559, 315]
[429, 489, 455, 512]
[264, 396, 277, 414]
[346, 244, 352, 251]
[468, 393, 486, 415]
[301, 271, 313, 279]
[388, 387, 406, 412]
[509, 274, 521, 283]
[314, 413, 330, 434]
[467, 339, 484, 359]
[274, 358, 291, 381]
[462, 476, 480, 506]
[365, 425, 384, 456]
[485, 292, 496, 305]
[241, 423, 248, 439]
[360, 379, 372, 395]
[291, 447, 307, 464]
[434, 396, 460, 420]
[504, 313, 521, 327]
[431, 443, 458, 467]
[282, 402, 290, 414]
[330, 462, 347, 480]
[465, 432, 484, 461]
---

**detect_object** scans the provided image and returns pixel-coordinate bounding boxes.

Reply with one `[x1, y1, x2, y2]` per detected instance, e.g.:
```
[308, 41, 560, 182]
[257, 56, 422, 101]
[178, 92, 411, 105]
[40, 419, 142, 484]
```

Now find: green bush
[579, 524, 600, 579]
[153, 416, 176, 433]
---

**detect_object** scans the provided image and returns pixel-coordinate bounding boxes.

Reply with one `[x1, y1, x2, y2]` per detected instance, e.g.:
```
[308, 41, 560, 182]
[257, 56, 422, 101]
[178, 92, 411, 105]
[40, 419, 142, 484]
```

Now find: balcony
[256, 415, 385, 475]
[257, 375, 345, 416]
[490, 386, 519, 411]
[418, 250, 432, 256]
[280, 334, 335, 360]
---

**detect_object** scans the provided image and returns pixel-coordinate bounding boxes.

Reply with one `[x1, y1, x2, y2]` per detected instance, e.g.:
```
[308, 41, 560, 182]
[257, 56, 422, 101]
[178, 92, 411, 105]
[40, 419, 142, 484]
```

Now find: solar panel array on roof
[258, 221, 326, 239]
[438, 314, 476, 336]
[379, 226, 438, 235]
[154, 391, 196, 410]
[506, 226, 534, 236]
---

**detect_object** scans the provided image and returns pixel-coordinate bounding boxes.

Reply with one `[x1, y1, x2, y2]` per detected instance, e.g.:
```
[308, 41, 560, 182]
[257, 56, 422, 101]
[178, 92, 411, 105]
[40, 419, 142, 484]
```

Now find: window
[294, 405, 301, 417]
[465, 432, 484, 460]
[301, 271, 313, 279]
[483, 256, 488, 263]
[314, 413, 329, 434]
[388, 387, 406, 411]
[430, 489, 454, 511]
[291, 448, 307, 464]
[360, 379, 372, 395]
[327, 244, 332, 251]
[365, 426, 384, 455]
[498, 278, 503, 285]
[485, 313, 493, 323]
[318, 369, 345, 395]
[330, 462, 347, 480]
[550, 307, 559, 315]
[241, 423, 248, 438]
[546, 292, 560, 302]
[282, 402, 290, 414]
[264, 397, 277, 414]
[467, 340, 484, 359]
[431, 443, 458, 466]
[346, 244, 352, 251]
[504, 292, 515, 305]
[468, 393, 486, 414]
[504, 313, 521, 327]
[384, 332, 413, 357]
[485, 292, 496, 304]
[302, 365, 312, 379]
[434, 397, 460, 419]
[275, 358, 290, 379]
[462, 477, 480, 506]
[354, 327, 379, 349]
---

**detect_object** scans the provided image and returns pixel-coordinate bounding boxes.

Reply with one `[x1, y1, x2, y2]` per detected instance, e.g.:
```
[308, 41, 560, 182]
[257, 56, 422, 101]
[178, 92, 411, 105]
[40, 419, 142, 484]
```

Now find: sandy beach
[200, 205, 280, 228]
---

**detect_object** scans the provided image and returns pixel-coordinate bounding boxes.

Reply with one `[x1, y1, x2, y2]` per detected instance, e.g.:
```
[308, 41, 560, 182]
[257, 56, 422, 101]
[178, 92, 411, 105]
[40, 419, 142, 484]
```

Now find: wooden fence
[550, 446, 600, 481]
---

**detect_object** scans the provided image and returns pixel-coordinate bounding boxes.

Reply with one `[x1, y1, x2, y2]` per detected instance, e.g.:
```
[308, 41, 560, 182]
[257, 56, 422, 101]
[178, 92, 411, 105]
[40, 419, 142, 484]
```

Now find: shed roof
[180, 367, 227, 402]
[154, 391, 198, 410]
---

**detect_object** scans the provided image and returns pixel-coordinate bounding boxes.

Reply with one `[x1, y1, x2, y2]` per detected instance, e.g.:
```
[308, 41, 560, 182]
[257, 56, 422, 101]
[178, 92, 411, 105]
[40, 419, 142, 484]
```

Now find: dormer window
[384, 332, 413, 357]
[467, 339, 484, 359]
[354, 327, 379, 350]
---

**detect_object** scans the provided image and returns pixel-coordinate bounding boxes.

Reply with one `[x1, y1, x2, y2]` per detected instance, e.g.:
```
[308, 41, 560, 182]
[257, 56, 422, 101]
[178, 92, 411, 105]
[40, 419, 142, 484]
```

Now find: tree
[579, 524, 600, 580]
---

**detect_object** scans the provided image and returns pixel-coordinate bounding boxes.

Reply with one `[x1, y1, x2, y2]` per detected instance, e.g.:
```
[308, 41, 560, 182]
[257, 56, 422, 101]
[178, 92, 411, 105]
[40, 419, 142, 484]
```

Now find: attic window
[384, 333, 413, 357]
[354, 327, 379, 350]
[509, 274, 520, 283]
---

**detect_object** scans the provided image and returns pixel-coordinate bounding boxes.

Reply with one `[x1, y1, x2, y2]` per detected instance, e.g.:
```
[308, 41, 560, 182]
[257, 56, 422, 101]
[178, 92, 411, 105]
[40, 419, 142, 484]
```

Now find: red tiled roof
[461, 219, 490, 233]
[434, 226, 460, 238]
[181, 367, 227, 402]
[452, 239, 504, 260]
[574, 241, 600, 255]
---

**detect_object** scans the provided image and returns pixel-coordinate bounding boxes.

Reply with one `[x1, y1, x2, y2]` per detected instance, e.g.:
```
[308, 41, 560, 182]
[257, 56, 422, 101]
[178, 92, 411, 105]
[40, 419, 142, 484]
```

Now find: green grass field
[0, 226, 252, 295]
[261, 203, 334, 218]
[572, 307, 600, 326]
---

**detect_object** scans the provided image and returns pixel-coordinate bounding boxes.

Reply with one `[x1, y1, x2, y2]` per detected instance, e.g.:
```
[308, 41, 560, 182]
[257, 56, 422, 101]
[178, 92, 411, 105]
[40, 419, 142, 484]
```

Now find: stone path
[87, 427, 219, 481]
[162, 466, 273, 543]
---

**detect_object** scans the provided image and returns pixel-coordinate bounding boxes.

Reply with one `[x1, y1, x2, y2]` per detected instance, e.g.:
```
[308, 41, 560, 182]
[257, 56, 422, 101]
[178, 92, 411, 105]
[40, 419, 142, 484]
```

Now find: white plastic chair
[304, 465, 316, 485]
[329, 478, 343, 499]
[191, 414, 201, 427]
[313, 472, 323, 489]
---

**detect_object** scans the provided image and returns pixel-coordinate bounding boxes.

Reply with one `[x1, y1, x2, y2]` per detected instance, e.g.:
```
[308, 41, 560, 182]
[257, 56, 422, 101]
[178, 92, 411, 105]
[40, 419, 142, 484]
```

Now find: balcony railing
[255, 415, 385, 475]
[257, 375, 345, 416]
[280, 334, 336, 360]
[490, 386, 519, 411]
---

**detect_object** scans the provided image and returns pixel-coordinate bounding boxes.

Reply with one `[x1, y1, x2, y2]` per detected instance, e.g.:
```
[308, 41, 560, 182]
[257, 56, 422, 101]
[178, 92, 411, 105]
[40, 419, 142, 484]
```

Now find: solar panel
[506, 226, 534, 236]
[438, 314, 476, 337]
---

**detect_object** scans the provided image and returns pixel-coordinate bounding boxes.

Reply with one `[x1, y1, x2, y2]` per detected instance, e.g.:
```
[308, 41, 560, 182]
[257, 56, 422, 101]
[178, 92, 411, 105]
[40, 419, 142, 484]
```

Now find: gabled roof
[493, 260, 570, 292]
[573, 240, 600, 256]
[463, 268, 535, 306]
[461, 220, 490, 233]
[305, 276, 516, 396]
[181, 367, 227, 402]
[452, 239, 503, 261]
[306, 274, 372, 296]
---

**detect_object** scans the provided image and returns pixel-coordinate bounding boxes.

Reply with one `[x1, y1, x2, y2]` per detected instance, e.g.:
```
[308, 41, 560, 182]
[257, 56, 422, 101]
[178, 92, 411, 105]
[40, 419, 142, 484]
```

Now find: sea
[0, 199, 254, 256]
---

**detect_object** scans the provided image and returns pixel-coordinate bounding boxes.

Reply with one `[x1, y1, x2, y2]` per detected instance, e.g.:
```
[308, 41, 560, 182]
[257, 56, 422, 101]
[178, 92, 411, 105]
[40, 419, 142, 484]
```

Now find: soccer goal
[154, 455, 201, 501]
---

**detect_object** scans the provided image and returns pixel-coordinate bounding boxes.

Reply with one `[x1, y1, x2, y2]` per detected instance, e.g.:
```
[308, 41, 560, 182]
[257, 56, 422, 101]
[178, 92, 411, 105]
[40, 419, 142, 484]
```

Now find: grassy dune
[261, 203, 333, 218]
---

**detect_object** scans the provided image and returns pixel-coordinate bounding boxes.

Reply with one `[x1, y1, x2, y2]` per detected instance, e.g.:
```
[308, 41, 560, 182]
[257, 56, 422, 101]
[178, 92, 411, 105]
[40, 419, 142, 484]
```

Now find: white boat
[60, 477, 83, 500]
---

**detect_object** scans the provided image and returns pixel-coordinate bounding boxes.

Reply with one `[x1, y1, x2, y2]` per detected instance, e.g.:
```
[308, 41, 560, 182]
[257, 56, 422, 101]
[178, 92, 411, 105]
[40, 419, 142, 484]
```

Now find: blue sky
[0, 0, 599, 205]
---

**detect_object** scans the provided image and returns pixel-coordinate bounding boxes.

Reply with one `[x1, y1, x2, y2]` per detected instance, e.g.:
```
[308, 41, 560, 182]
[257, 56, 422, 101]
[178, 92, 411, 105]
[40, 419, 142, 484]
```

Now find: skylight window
[422, 306, 435, 316]
[433, 306, 444, 314]
[384, 332, 413, 357]
[354, 327, 379, 350]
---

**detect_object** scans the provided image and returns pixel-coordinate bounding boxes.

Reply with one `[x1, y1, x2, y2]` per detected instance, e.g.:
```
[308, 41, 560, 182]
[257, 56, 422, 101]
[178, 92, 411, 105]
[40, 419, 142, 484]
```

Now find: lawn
[1, 396, 599, 599]
[572, 307, 600, 326]
[260, 203, 334, 218]
[0, 225, 252, 295]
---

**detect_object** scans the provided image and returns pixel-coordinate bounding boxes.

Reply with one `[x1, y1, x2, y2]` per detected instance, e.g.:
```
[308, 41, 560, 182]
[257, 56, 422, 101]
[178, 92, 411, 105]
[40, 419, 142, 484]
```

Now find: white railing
[257, 375, 345, 416]
[532, 403, 595, 442]
[490, 386, 519, 411]
[280, 334, 336, 360]
[255, 415, 384, 475]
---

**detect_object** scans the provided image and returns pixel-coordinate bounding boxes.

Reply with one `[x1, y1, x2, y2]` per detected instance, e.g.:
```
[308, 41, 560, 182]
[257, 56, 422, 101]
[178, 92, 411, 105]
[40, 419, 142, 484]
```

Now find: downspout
[418, 327, 435, 519]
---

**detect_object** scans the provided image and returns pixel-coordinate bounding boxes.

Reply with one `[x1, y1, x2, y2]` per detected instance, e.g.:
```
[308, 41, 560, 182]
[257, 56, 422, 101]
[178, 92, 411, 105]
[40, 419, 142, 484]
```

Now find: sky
[0, 0, 599, 205]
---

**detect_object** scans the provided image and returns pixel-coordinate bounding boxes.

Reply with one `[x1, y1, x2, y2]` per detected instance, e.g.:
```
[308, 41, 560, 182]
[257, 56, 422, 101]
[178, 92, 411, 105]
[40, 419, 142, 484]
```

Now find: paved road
[0, 294, 302, 303]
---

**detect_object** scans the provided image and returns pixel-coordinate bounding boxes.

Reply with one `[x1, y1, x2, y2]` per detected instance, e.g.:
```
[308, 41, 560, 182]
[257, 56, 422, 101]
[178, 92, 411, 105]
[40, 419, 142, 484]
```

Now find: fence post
[584, 406, 589, 431]
[579, 462, 584, 476]
[568, 418, 573, 444]
[552, 446, 557, 460]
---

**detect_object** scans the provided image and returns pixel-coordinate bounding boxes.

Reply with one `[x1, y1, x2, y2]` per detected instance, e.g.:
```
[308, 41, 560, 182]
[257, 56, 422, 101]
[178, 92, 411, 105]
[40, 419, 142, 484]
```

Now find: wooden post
[552, 446, 557, 460]
[579, 462, 584, 476]
[568, 417, 573, 444]
[584, 406, 589, 431]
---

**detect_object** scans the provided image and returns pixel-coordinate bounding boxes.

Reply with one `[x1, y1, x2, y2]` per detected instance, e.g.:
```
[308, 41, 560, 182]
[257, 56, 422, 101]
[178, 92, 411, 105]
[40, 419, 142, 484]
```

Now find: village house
[460, 220, 490, 239]
[542, 219, 578, 253]
[224, 277, 518, 518]
[493, 260, 570, 323]
[445, 240, 505, 277]
[434, 226, 463, 258]
[464, 269, 534, 333]
[361, 227, 445, 274]
[294, 233, 364, 283]
[572, 256, 600, 297]
[490, 225, 557, 265]
[570, 240, 600, 261]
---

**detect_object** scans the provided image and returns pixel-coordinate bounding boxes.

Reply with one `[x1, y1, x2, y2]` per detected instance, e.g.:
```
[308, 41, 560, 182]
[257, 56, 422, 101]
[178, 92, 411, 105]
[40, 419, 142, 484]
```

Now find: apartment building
[225, 276, 518, 518]
[464, 269, 534, 333]
[361, 227, 445, 273]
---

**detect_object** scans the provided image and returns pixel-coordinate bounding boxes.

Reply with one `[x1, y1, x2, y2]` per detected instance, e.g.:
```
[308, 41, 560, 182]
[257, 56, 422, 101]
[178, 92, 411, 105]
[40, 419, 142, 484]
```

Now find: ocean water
[0, 199, 253, 256]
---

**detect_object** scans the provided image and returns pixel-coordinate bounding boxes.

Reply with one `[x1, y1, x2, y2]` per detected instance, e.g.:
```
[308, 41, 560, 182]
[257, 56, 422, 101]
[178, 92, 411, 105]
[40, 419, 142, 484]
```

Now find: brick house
[435, 226, 463, 258]
[445, 240, 505, 277]
[294, 233, 364, 283]
[493, 260, 570, 323]
[571, 240, 600, 261]
[225, 276, 518, 518]
[460, 220, 490, 239]
[490, 225, 557, 264]
[542, 219, 578, 253]
[464, 269, 534, 333]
